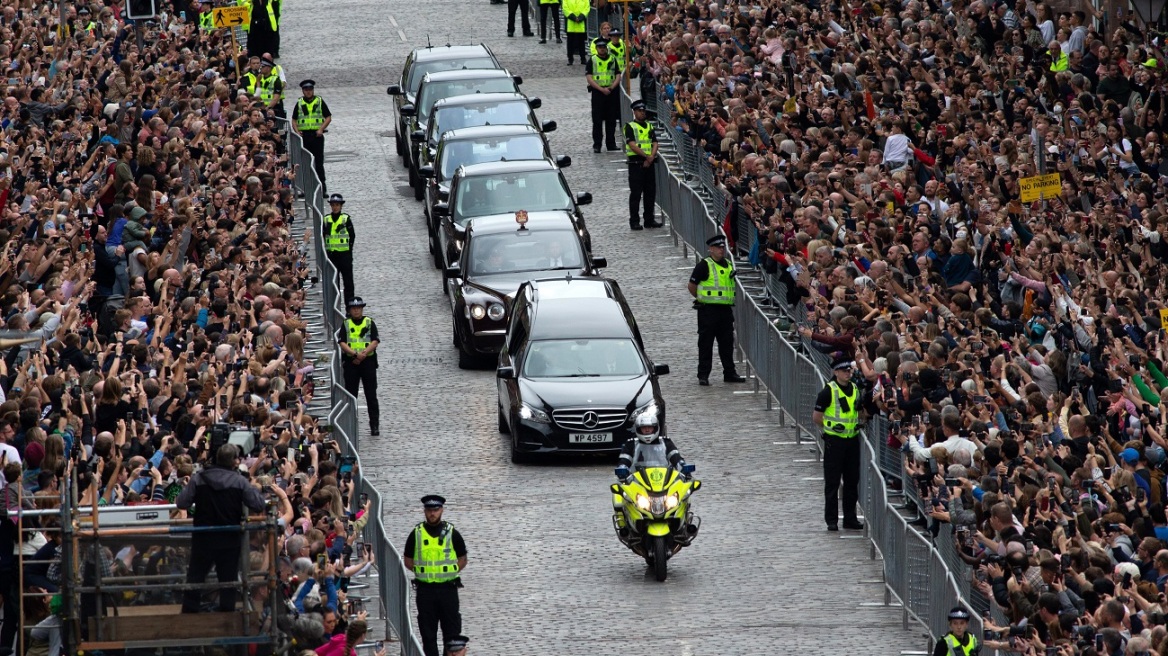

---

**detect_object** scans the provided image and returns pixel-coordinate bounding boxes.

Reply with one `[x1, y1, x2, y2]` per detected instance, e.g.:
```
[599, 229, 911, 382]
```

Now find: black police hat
[444, 635, 469, 652]
[608, 29, 622, 37]
[261, 56, 275, 67]
[948, 607, 971, 621]
[328, 193, 345, 204]
[300, 79, 316, 89]
[347, 297, 366, 308]
[831, 356, 855, 371]
[595, 38, 610, 47]
[631, 99, 648, 112]
[421, 495, 446, 509]
[705, 235, 726, 248]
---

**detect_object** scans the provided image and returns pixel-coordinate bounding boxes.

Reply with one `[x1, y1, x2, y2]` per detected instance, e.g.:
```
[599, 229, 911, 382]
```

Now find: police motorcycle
[610, 434, 701, 581]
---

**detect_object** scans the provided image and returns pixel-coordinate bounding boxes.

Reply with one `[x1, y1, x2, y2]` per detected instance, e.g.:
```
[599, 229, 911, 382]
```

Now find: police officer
[590, 23, 625, 70]
[249, 0, 281, 59]
[813, 357, 863, 531]
[193, 0, 214, 30]
[537, 0, 561, 44]
[403, 496, 467, 656]
[562, 0, 588, 64]
[506, 0, 534, 37]
[239, 55, 262, 97]
[337, 297, 380, 436]
[445, 636, 470, 656]
[586, 39, 621, 153]
[624, 100, 660, 230]
[292, 80, 332, 194]
[256, 56, 285, 120]
[687, 235, 746, 386]
[323, 193, 356, 302]
[933, 608, 979, 656]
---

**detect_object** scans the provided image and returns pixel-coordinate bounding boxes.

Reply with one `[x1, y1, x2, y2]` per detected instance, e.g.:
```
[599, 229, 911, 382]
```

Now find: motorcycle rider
[617, 414, 684, 476]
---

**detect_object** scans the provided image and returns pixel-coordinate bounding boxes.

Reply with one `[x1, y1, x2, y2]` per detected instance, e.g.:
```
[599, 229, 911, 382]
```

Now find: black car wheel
[457, 345, 477, 370]
[395, 125, 405, 156]
[498, 404, 510, 434]
[408, 163, 418, 189]
[413, 178, 424, 201]
[429, 232, 443, 269]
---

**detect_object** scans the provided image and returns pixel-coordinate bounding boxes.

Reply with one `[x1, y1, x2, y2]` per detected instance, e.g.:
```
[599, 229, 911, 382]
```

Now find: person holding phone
[313, 619, 385, 656]
[403, 495, 467, 656]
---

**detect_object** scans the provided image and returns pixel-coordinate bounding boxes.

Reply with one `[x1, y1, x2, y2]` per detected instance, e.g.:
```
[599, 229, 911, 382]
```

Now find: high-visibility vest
[295, 97, 325, 131]
[539, 0, 559, 5]
[822, 381, 859, 438]
[346, 317, 371, 351]
[237, 0, 251, 30]
[695, 257, 734, 305]
[242, 71, 259, 95]
[262, 0, 278, 30]
[413, 522, 460, 584]
[625, 120, 653, 159]
[1050, 51, 1069, 72]
[324, 213, 351, 252]
[257, 73, 280, 104]
[943, 633, 978, 656]
[563, 0, 588, 33]
[199, 11, 213, 30]
[591, 37, 625, 69]
[590, 54, 618, 88]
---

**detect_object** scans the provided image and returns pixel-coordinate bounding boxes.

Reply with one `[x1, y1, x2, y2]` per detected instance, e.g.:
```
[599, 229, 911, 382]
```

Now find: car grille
[552, 408, 627, 431]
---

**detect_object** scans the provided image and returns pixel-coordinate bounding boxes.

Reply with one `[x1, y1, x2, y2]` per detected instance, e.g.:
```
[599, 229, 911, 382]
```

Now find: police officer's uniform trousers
[341, 318, 380, 429]
[821, 381, 861, 526]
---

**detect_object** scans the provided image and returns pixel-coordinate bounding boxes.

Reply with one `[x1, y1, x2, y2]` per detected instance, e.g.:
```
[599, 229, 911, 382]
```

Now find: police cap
[608, 29, 622, 37]
[421, 495, 446, 509]
[260, 56, 275, 67]
[328, 193, 345, 204]
[444, 635, 470, 652]
[630, 99, 647, 112]
[705, 235, 727, 248]
[300, 79, 316, 89]
[595, 38, 610, 48]
[347, 297, 366, 308]
[948, 607, 971, 621]
[831, 357, 855, 371]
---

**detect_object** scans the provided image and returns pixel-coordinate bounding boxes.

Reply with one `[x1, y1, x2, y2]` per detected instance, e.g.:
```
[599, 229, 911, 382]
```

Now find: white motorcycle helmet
[635, 414, 660, 444]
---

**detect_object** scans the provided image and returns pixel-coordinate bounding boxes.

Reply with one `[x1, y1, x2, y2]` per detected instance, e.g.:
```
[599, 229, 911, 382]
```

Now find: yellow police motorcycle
[611, 441, 701, 581]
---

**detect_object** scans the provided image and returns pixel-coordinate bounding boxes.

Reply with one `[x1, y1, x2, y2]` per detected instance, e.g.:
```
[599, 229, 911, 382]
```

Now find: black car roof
[421, 69, 515, 84]
[457, 159, 557, 177]
[465, 210, 575, 236]
[529, 298, 633, 340]
[440, 124, 542, 142]
[411, 44, 495, 63]
[432, 92, 530, 109]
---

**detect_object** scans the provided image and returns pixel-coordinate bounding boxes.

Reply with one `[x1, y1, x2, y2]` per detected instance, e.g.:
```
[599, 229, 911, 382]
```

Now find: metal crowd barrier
[285, 120, 427, 656]
[632, 83, 982, 648]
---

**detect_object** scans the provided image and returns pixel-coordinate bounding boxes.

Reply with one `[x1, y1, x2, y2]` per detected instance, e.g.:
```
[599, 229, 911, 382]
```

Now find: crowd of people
[631, 0, 1168, 652]
[0, 3, 389, 656]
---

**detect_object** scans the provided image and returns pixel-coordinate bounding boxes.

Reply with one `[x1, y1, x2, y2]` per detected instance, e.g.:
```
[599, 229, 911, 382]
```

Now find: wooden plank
[109, 604, 185, 617]
[91, 611, 249, 641]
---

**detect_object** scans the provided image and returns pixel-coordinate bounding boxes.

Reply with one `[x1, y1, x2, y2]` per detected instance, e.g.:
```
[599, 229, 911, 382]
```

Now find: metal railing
[285, 124, 426, 656]
[630, 86, 982, 648]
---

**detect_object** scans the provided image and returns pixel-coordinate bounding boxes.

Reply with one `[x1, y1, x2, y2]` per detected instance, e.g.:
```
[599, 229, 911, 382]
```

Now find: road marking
[389, 15, 398, 26]
[772, 441, 800, 445]
[397, 29, 407, 41]
[792, 458, 818, 463]
[839, 535, 866, 539]
[802, 476, 824, 481]
[859, 601, 901, 607]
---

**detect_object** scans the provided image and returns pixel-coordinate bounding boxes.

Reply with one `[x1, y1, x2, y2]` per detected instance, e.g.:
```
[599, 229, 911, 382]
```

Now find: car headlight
[487, 303, 505, 321]
[469, 304, 486, 320]
[635, 494, 651, 512]
[518, 403, 551, 424]
[630, 400, 659, 422]
[664, 493, 679, 510]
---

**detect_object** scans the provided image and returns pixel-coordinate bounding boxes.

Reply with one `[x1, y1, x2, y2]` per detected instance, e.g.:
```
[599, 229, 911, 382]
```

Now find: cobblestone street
[279, 4, 924, 654]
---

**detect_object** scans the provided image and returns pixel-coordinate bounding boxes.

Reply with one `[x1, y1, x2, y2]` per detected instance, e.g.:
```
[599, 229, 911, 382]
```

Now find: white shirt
[883, 133, 911, 164]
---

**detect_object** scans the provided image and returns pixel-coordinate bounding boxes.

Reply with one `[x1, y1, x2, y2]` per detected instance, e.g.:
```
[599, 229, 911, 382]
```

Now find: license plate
[568, 432, 612, 444]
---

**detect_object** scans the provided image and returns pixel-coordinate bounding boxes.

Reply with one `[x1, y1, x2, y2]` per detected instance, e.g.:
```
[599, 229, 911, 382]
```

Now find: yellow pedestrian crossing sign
[212, 6, 249, 27]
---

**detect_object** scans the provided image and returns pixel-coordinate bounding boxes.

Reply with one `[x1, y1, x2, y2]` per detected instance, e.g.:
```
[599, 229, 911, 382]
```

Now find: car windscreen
[454, 170, 572, 223]
[419, 79, 519, 119]
[521, 338, 646, 378]
[407, 57, 498, 94]
[440, 134, 547, 179]
[431, 101, 533, 144]
[466, 229, 584, 277]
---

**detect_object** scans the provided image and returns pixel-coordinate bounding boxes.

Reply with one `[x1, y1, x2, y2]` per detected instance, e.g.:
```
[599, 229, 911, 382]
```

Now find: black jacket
[175, 466, 266, 544]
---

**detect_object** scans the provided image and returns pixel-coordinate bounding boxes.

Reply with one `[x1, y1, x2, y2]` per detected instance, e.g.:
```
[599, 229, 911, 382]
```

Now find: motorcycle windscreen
[633, 442, 672, 492]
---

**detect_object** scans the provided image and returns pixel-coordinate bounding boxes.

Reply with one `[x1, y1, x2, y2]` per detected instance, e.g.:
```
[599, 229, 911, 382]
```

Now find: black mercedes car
[399, 68, 526, 198]
[421, 124, 568, 267]
[496, 278, 670, 463]
[434, 159, 591, 281]
[445, 211, 607, 369]
[387, 44, 502, 163]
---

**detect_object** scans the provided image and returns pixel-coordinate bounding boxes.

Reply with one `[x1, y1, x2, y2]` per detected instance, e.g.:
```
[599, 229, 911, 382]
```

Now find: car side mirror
[653, 363, 670, 376]
[681, 463, 695, 475]
[527, 96, 542, 109]
[555, 155, 572, 168]
[410, 129, 425, 143]
[400, 104, 416, 117]
[434, 202, 449, 216]
[387, 84, 403, 96]
[419, 164, 434, 178]
[443, 265, 460, 279]
[575, 192, 593, 206]
[512, 74, 524, 85]
[591, 256, 608, 269]
[541, 120, 557, 133]
[497, 366, 516, 379]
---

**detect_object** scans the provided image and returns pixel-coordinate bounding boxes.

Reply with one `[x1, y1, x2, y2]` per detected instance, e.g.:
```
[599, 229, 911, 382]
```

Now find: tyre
[414, 180, 424, 201]
[510, 439, 531, 464]
[430, 237, 443, 269]
[395, 126, 405, 156]
[457, 346, 476, 370]
[651, 536, 668, 582]
[408, 164, 418, 189]
[498, 404, 510, 433]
